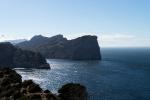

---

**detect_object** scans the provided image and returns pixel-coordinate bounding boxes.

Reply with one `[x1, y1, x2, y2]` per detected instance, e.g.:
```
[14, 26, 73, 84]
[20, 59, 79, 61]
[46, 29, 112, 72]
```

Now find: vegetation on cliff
[0, 68, 87, 100]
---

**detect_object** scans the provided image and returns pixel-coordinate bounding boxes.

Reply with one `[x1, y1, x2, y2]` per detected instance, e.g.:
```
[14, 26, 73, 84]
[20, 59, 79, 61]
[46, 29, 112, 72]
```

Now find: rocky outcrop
[0, 68, 58, 100]
[0, 68, 87, 100]
[17, 35, 101, 60]
[0, 42, 50, 69]
[58, 83, 88, 100]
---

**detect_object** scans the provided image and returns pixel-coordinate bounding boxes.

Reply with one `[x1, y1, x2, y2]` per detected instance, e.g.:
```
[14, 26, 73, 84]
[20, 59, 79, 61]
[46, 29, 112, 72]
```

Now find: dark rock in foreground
[58, 83, 88, 100]
[0, 68, 87, 100]
[0, 42, 50, 69]
[17, 35, 101, 60]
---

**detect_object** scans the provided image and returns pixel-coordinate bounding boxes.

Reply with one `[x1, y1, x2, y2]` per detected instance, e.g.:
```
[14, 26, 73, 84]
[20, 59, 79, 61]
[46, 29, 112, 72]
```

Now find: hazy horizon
[0, 0, 150, 47]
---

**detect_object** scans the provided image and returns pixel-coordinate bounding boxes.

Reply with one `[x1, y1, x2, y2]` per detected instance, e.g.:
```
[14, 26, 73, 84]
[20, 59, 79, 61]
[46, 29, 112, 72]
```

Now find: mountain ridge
[17, 35, 101, 60]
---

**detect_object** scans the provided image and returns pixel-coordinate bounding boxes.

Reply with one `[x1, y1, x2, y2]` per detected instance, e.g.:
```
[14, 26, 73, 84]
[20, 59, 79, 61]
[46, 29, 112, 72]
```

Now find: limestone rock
[17, 35, 101, 60]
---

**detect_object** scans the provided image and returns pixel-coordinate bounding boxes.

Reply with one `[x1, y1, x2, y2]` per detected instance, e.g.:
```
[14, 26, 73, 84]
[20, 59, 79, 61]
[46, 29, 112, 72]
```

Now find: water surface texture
[15, 48, 150, 100]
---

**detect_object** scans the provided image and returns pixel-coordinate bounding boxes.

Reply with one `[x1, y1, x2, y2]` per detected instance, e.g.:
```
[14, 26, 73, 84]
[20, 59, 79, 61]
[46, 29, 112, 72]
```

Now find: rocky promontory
[0, 42, 50, 69]
[0, 68, 87, 100]
[17, 35, 101, 60]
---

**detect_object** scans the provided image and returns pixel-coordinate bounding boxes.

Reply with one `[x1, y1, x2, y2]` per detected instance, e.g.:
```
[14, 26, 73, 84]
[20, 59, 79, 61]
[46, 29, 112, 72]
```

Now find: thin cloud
[0, 34, 29, 42]
[99, 33, 150, 47]
[0, 34, 6, 41]
[0, 34, 5, 38]
[0, 33, 149, 47]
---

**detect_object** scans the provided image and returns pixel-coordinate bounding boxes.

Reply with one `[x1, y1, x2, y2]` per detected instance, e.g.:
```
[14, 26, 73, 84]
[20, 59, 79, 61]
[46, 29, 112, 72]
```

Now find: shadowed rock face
[0, 42, 50, 69]
[0, 68, 88, 100]
[58, 83, 88, 100]
[17, 35, 101, 60]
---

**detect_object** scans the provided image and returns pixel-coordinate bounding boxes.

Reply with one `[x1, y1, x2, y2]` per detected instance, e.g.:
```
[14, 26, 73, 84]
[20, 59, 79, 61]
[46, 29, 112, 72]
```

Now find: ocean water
[15, 48, 150, 100]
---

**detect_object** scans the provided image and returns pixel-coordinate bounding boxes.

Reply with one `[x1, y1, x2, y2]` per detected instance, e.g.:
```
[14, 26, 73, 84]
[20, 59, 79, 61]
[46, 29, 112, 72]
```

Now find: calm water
[15, 48, 150, 100]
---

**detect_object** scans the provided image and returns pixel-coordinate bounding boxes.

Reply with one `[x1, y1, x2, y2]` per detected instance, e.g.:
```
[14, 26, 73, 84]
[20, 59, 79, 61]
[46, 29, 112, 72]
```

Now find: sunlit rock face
[17, 35, 101, 60]
[0, 42, 50, 69]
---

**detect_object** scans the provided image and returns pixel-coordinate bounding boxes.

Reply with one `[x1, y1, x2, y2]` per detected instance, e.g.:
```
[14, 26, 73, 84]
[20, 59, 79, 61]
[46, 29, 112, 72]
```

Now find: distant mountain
[0, 42, 50, 68]
[5, 39, 27, 45]
[17, 35, 101, 60]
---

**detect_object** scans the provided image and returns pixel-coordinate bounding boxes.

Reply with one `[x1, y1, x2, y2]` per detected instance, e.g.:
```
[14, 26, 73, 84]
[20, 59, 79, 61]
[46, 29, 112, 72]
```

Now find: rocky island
[0, 68, 87, 100]
[17, 35, 101, 60]
[0, 42, 50, 69]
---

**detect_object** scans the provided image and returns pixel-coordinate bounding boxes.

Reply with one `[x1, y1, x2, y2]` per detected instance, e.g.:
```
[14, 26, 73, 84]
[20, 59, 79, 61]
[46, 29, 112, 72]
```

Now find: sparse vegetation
[0, 68, 87, 100]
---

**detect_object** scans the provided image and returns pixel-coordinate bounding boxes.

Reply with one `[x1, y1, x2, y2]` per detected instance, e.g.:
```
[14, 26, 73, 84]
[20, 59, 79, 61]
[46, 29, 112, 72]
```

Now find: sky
[0, 0, 150, 47]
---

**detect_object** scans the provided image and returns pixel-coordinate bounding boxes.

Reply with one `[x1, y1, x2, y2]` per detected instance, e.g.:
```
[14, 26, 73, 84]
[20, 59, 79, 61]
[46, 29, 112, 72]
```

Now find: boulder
[58, 83, 88, 100]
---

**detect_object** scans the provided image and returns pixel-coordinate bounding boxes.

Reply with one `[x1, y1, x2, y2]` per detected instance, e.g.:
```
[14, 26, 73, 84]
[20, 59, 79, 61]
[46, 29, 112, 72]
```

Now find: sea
[15, 48, 150, 100]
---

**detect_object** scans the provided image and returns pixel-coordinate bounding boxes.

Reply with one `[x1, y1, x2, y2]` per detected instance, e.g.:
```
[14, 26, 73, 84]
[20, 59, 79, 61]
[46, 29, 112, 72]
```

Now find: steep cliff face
[0, 42, 50, 68]
[17, 35, 101, 60]
[65, 35, 101, 60]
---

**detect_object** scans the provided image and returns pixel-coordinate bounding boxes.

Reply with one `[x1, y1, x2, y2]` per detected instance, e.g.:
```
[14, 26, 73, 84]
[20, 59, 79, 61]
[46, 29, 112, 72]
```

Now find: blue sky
[0, 0, 150, 47]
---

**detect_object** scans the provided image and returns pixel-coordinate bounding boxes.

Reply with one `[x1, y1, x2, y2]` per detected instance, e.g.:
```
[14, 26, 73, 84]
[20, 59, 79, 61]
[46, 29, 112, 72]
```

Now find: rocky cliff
[17, 35, 101, 60]
[0, 42, 50, 69]
[0, 68, 87, 100]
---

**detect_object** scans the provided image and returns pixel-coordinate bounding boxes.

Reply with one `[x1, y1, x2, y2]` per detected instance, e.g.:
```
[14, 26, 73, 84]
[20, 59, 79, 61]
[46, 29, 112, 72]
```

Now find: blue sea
[15, 48, 150, 100]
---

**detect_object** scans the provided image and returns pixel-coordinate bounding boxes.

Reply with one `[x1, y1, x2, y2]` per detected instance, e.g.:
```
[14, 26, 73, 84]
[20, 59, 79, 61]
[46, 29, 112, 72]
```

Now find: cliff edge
[17, 35, 101, 60]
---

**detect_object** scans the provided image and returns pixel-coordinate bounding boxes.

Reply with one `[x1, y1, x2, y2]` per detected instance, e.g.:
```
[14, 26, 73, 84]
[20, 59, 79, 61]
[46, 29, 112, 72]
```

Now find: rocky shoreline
[0, 68, 87, 100]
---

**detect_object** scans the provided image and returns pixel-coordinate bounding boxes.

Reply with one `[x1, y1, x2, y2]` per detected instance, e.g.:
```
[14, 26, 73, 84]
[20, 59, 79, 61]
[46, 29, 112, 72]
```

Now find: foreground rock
[58, 83, 87, 100]
[17, 35, 101, 60]
[0, 68, 87, 100]
[0, 42, 50, 69]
